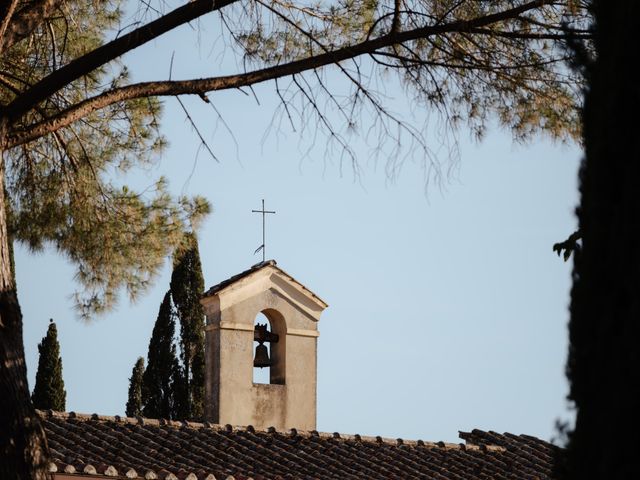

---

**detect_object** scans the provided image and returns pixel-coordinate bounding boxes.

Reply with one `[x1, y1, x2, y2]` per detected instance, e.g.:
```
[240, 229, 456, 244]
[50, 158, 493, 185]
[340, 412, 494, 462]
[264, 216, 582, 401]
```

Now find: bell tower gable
[203, 261, 326, 322]
[200, 260, 327, 431]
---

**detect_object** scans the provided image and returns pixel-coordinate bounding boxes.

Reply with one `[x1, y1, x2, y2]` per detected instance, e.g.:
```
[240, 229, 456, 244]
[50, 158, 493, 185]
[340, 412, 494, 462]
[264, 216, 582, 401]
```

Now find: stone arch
[252, 312, 271, 385]
[253, 309, 286, 385]
[261, 308, 286, 385]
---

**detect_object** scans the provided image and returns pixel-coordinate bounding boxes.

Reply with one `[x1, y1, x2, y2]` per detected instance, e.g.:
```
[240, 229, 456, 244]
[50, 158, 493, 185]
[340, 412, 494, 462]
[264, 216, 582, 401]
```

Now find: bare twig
[176, 96, 219, 163]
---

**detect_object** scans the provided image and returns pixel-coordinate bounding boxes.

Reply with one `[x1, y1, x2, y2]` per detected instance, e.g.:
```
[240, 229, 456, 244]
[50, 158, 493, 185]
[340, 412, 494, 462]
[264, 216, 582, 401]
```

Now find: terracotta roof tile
[40, 410, 560, 479]
[203, 261, 276, 297]
[202, 260, 327, 307]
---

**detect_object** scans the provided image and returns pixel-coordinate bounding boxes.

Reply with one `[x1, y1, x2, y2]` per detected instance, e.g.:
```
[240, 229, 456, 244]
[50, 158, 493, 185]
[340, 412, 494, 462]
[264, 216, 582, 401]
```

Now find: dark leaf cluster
[126, 235, 206, 420]
[31, 320, 66, 412]
[140, 291, 182, 419]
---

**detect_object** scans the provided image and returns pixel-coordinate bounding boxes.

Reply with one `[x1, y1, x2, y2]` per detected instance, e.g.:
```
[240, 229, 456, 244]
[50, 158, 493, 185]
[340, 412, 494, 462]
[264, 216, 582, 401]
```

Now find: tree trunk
[565, 1, 640, 479]
[0, 126, 51, 479]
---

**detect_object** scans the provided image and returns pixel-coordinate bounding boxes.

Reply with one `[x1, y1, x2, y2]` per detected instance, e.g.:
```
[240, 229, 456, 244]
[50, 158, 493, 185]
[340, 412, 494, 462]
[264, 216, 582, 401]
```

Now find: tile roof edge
[201, 260, 276, 298]
[48, 459, 219, 480]
[37, 410, 504, 453]
[272, 264, 329, 308]
[202, 260, 329, 308]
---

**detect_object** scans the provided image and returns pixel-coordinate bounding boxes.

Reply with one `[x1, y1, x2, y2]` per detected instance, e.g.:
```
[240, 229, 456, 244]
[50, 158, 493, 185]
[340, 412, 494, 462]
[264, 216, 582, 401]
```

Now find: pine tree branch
[553, 230, 582, 261]
[0, 0, 20, 53]
[391, 0, 402, 34]
[0, 0, 64, 53]
[6, 0, 552, 148]
[2, 0, 238, 123]
[467, 27, 592, 41]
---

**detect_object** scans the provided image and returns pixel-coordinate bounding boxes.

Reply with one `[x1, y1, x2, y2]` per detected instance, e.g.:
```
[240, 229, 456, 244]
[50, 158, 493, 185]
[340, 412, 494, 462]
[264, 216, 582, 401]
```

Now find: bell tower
[200, 260, 327, 431]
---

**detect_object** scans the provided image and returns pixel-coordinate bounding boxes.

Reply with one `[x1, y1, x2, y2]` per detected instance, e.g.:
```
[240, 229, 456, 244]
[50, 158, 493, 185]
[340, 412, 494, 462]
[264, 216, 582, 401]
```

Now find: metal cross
[252, 199, 276, 262]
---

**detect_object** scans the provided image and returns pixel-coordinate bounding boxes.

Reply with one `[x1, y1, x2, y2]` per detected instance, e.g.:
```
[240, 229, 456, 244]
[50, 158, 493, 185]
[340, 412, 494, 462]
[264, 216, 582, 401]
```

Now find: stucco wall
[201, 265, 325, 431]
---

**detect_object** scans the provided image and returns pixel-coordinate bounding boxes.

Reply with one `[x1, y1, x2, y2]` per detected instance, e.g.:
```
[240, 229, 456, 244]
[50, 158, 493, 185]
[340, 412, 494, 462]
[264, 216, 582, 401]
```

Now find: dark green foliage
[136, 235, 206, 420]
[31, 320, 66, 411]
[125, 357, 145, 417]
[189, 347, 206, 419]
[563, 1, 639, 479]
[553, 230, 582, 261]
[2, 3, 211, 319]
[141, 292, 180, 419]
[170, 362, 189, 421]
[170, 233, 206, 420]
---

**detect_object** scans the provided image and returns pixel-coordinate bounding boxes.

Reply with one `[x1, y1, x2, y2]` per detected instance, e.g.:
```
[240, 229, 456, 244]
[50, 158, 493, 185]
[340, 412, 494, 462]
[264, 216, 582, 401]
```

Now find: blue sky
[16, 8, 580, 444]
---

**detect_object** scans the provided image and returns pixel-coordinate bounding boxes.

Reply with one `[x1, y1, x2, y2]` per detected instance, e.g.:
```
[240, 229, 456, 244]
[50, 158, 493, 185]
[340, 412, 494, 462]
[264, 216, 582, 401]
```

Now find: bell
[253, 343, 271, 368]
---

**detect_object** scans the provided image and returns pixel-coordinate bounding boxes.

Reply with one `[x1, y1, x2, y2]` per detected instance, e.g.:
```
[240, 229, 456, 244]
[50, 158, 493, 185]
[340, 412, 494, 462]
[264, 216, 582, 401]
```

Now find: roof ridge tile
[104, 465, 118, 476]
[42, 407, 529, 480]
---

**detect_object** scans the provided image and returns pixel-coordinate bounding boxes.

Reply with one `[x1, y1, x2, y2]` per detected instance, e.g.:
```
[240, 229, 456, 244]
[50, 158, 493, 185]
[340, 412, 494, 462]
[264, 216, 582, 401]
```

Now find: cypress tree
[125, 357, 145, 417]
[31, 320, 66, 411]
[170, 233, 206, 420]
[141, 291, 180, 419]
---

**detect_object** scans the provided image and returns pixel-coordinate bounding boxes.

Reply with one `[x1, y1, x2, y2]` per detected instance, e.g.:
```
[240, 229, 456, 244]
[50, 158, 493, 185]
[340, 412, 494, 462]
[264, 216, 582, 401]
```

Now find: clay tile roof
[39, 410, 561, 480]
[202, 260, 328, 307]
[203, 260, 277, 297]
